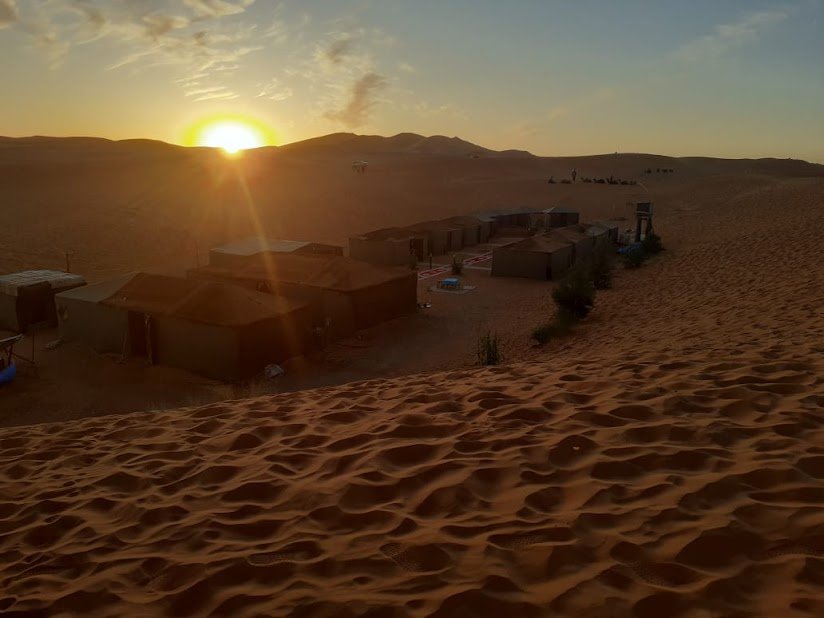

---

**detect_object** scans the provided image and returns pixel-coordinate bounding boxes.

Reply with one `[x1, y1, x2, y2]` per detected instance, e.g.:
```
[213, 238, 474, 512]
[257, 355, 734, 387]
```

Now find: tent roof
[191, 253, 413, 293]
[355, 227, 420, 241]
[552, 225, 590, 242]
[211, 237, 311, 256]
[504, 235, 571, 254]
[101, 273, 307, 326]
[443, 215, 484, 227]
[0, 270, 86, 297]
[543, 206, 579, 214]
[56, 273, 138, 302]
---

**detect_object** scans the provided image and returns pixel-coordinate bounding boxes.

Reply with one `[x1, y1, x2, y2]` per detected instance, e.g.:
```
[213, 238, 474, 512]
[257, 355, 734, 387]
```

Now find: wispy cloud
[256, 77, 293, 101]
[325, 72, 387, 128]
[0, 0, 18, 29]
[10, 0, 264, 98]
[183, 0, 255, 19]
[676, 8, 791, 63]
[324, 34, 355, 65]
[413, 101, 470, 121]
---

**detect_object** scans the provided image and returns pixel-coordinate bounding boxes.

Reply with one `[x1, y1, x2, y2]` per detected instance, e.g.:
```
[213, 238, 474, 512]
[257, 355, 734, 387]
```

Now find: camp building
[209, 237, 342, 268]
[491, 234, 574, 280]
[55, 273, 312, 380]
[0, 270, 86, 333]
[349, 228, 429, 266]
[531, 206, 581, 230]
[188, 253, 417, 339]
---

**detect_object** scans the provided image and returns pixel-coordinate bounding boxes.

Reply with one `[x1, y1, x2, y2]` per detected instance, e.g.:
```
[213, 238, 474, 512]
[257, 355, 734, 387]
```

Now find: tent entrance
[409, 238, 425, 261]
[128, 312, 155, 364]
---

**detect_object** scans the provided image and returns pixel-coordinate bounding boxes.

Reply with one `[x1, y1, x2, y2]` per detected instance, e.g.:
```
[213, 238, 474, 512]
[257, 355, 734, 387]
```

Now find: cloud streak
[0, 0, 17, 29]
[326, 72, 387, 128]
[676, 8, 790, 63]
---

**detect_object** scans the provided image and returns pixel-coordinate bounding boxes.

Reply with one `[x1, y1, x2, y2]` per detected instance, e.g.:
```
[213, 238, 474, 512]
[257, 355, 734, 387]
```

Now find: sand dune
[0, 343, 821, 615]
[1, 134, 821, 281]
[0, 137, 822, 615]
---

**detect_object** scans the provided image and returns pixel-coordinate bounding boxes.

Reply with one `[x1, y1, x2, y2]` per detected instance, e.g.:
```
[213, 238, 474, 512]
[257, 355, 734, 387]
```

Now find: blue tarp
[0, 363, 16, 385]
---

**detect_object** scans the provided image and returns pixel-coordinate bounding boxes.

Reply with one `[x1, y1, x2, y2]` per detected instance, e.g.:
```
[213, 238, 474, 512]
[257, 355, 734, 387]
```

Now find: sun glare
[183, 115, 276, 155]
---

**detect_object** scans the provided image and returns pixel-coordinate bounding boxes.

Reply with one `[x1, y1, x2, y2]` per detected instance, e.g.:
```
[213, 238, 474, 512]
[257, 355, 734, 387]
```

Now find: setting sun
[183, 114, 276, 154]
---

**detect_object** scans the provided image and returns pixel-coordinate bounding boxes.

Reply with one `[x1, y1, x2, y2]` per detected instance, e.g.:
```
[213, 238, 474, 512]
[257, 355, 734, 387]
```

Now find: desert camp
[1, 2, 823, 616]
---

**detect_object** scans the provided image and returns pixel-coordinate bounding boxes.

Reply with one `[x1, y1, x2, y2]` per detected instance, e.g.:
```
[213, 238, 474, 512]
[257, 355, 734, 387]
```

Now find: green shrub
[589, 238, 616, 290]
[476, 331, 502, 366]
[552, 266, 595, 319]
[623, 246, 647, 268]
[642, 232, 663, 255]
[451, 254, 463, 275]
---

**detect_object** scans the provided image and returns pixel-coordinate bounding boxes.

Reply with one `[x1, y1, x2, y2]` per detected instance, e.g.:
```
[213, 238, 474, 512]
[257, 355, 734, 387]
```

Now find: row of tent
[0, 248, 417, 380]
[349, 207, 582, 266]
[492, 222, 620, 281]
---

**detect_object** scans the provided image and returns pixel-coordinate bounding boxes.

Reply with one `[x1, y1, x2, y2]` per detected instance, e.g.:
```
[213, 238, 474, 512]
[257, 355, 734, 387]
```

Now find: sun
[183, 114, 276, 155]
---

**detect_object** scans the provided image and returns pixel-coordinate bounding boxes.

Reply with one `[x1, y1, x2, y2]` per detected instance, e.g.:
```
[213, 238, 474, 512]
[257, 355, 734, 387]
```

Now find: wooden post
[65, 251, 71, 273]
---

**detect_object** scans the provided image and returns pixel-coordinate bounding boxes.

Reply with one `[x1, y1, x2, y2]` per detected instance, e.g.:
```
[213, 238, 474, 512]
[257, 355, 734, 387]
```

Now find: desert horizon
[2, 1, 823, 616]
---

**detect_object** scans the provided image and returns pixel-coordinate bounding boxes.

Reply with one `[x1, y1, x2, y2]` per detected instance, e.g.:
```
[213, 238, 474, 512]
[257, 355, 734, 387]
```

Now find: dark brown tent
[189, 253, 417, 339]
[57, 273, 312, 380]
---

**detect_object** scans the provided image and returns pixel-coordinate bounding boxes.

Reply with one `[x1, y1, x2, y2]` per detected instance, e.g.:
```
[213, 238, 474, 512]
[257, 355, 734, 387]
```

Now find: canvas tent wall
[58, 273, 312, 379]
[349, 228, 428, 266]
[532, 207, 581, 230]
[209, 237, 343, 268]
[0, 270, 86, 333]
[491, 236, 574, 280]
[553, 225, 594, 264]
[405, 221, 463, 256]
[56, 273, 137, 352]
[585, 221, 620, 244]
[444, 216, 486, 246]
[188, 253, 417, 339]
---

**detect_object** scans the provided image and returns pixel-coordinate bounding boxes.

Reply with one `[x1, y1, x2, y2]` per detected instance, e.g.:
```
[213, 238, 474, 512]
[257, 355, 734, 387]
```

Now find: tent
[0, 270, 86, 333]
[189, 253, 417, 339]
[56, 273, 312, 380]
[492, 235, 574, 280]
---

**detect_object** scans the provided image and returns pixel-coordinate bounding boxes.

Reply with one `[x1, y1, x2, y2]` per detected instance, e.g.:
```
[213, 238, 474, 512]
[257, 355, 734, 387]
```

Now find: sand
[0, 136, 823, 615]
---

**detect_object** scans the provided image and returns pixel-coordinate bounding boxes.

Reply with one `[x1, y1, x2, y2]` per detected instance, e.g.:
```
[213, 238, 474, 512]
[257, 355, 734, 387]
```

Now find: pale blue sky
[1, 0, 822, 161]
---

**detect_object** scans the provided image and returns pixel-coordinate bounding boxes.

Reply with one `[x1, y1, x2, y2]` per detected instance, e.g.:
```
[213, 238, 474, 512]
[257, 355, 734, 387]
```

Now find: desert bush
[622, 245, 647, 268]
[589, 238, 616, 289]
[532, 309, 575, 344]
[451, 254, 463, 275]
[642, 232, 663, 255]
[476, 331, 502, 366]
[552, 265, 595, 319]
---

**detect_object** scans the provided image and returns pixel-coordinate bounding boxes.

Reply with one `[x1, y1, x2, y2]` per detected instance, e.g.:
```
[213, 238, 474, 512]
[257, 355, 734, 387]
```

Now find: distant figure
[571, 168, 577, 182]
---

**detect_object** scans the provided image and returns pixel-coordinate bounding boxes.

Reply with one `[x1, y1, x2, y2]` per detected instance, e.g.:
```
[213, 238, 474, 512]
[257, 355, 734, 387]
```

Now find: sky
[1, 0, 822, 161]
